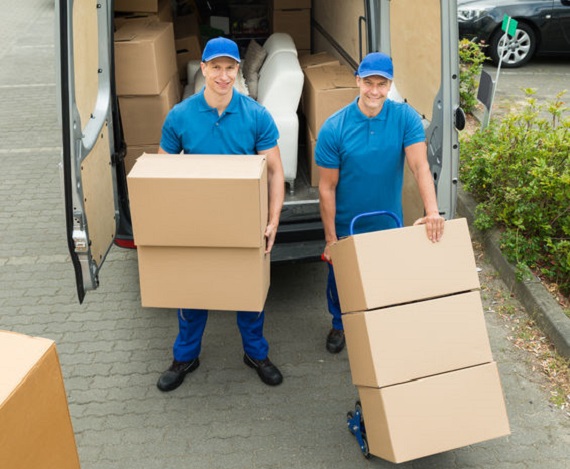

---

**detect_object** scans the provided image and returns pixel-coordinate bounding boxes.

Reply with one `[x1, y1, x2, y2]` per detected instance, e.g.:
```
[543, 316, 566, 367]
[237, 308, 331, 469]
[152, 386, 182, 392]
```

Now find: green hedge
[459, 90, 570, 296]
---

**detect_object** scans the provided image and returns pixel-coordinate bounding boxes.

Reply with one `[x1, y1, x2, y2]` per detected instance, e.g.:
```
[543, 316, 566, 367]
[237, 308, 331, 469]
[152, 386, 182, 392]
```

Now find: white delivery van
[56, 0, 464, 302]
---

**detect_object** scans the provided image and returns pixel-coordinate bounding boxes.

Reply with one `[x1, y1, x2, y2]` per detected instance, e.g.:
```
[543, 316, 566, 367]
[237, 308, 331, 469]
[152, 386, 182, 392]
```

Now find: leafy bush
[459, 39, 487, 114]
[460, 90, 570, 296]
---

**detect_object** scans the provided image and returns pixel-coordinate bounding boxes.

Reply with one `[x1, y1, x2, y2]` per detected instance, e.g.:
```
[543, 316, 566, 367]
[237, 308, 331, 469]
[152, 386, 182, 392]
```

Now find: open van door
[56, 0, 122, 303]
[383, 0, 462, 223]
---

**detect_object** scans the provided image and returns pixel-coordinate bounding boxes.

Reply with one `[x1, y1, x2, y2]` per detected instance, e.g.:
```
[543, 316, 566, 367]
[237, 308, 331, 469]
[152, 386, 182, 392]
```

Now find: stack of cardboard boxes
[173, 11, 203, 82]
[114, 0, 173, 27]
[114, 1, 181, 174]
[0, 331, 80, 469]
[300, 55, 359, 186]
[269, 0, 311, 55]
[330, 218, 510, 463]
[127, 154, 271, 312]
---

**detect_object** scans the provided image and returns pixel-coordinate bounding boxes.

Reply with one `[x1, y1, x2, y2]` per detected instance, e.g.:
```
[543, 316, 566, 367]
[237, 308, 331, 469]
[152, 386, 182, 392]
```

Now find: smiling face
[356, 75, 392, 117]
[201, 56, 239, 97]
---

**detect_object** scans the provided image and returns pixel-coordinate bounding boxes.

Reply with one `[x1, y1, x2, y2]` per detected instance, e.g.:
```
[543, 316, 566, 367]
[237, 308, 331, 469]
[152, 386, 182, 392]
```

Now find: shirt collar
[197, 88, 240, 114]
[352, 97, 391, 121]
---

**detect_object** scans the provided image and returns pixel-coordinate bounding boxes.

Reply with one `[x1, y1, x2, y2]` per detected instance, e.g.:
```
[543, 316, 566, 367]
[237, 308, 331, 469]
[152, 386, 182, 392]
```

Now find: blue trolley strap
[349, 210, 403, 236]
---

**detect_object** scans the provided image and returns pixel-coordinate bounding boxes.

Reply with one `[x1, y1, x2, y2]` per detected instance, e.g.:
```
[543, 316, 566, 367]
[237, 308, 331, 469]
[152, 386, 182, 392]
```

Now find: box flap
[305, 64, 357, 91]
[0, 331, 53, 404]
[299, 52, 340, 69]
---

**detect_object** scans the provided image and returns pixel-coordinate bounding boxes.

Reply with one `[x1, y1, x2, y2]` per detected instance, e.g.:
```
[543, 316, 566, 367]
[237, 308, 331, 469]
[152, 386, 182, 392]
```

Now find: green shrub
[460, 90, 570, 295]
[459, 39, 487, 114]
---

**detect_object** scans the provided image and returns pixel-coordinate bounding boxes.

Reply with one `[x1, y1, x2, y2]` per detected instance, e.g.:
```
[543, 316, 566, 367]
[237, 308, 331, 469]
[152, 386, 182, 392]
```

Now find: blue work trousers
[326, 264, 343, 331]
[172, 309, 269, 362]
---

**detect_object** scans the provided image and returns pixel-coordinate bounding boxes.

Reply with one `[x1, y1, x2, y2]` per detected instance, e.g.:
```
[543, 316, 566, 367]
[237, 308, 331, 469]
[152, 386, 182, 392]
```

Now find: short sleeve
[315, 120, 340, 169]
[255, 107, 279, 152]
[403, 104, 426, 148]
[160, 109, 182, 154]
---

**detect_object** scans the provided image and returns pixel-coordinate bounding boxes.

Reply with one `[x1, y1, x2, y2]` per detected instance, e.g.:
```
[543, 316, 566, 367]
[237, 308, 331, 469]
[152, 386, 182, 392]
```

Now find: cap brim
[202, 53, 241, 63]
[357, 70, 393, 80]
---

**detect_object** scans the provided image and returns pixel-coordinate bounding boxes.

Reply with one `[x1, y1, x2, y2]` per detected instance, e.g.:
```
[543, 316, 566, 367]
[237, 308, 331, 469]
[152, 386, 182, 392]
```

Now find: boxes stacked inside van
[113, 0, 189, 172]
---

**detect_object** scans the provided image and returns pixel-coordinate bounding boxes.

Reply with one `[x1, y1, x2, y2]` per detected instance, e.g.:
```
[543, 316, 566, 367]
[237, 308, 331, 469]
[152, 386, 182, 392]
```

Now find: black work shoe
[326, 328, 345, 353]
[243, 353, 283, 386]
[157, 358, 200, 392]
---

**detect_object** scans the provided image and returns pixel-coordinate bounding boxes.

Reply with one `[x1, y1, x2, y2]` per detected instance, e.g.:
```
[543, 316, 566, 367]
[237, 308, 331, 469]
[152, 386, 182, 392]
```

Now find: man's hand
[321, 240, 337, 264]
[413, 213, 445, 242]
[264, 223, 278, 254]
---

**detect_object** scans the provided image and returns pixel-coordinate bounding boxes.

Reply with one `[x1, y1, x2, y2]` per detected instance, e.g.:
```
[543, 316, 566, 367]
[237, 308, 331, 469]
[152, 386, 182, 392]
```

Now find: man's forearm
[319, 188, 337, 244]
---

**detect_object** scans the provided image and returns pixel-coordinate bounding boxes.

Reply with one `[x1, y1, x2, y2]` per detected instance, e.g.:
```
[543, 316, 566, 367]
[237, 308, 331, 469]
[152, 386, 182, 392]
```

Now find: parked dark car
[458, 0, 570, 67]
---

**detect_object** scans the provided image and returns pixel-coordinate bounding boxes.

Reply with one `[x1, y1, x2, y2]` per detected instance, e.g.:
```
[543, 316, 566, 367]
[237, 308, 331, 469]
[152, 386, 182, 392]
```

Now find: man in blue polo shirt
[316, 52, 445, 353]
[157, 37, 285, 391]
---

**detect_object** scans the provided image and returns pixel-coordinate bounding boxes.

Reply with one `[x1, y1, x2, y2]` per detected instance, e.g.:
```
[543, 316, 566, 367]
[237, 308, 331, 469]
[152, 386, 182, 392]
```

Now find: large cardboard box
[306, 123, 318, 187]
[329, 218, 480, 313]
[115, 20, 177, 95]
[124, 144, 159, 174]
[270, 8, 311, 49]
[127, 154, 268, 248]
[137, 244, 270, 311]
[343, 291, 493, 388]
[303, 64, 359, 135]
[0, 331, 80, 469]
[358, 362, 511, 463]
[118, 74, 180, 145]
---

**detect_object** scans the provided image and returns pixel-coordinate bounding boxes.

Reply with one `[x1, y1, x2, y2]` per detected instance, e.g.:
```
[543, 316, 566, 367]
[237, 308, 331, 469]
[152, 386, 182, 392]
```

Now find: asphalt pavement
[1, 1, 569, 468]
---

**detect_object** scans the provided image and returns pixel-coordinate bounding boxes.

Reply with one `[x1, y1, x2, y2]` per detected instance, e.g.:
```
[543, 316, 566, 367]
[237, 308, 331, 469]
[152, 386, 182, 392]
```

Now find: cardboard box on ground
[127, 154, 270, 312]
[329, 218, 510, 463]
[0, 330, 80, 469]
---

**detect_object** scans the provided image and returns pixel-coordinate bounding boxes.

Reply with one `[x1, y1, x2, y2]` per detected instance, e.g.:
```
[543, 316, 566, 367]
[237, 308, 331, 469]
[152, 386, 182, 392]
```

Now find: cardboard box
[299, 52, 340, 70]
[115, 20, 177, 95]
[329, 218, 480, 313]
[358, 362, 510, 463]
[306, 123, 318, 187]
[0, 331, 80, 469]
[115, 0, 160, 12]
[127, 154, 268, 248]
[343, 291, 493, 388]
[137, 245, 270, 311]
[124, 144, 159, 174]
[270, 8, 311, 49]
[118, 74, 180, 145]
[174, 13, 202, 61]
[303, 64, 359, 135]
[271, 0, 311, 9]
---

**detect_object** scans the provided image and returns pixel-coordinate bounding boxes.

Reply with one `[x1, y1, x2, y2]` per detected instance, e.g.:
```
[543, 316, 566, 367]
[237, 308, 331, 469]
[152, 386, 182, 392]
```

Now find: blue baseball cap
[202, 37, 241, 63]
[356, 52, 393, 80]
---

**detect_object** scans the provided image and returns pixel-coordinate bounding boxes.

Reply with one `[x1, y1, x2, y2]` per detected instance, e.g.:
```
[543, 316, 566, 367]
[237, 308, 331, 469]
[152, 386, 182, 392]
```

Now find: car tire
[489, 22, 536, 68]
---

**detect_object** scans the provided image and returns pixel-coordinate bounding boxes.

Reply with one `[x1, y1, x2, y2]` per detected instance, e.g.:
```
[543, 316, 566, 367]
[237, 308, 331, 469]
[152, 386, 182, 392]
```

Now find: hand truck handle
[349, 211, 403, 235]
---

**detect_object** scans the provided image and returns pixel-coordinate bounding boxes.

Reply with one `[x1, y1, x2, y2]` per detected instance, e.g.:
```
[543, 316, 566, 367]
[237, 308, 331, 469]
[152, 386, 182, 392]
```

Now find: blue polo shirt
[160, 89, 279, 155]
[316, 98, 425, 237]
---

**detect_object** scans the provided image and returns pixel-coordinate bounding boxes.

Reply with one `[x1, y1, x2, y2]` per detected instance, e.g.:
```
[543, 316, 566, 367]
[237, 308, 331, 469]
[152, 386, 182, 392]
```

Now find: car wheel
[489, 22, 536, 68]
